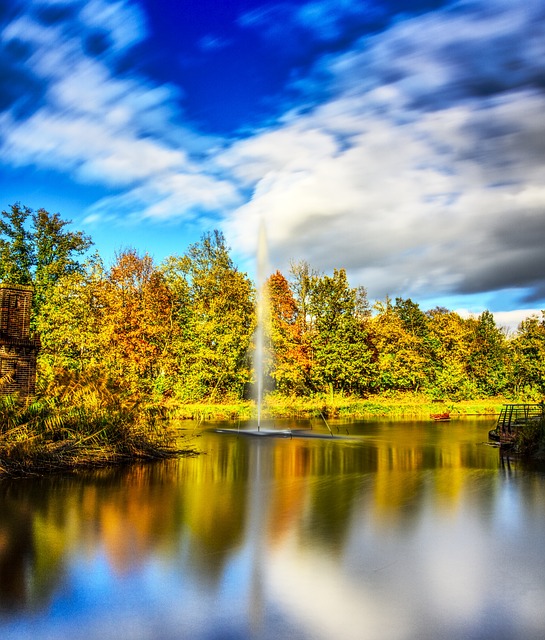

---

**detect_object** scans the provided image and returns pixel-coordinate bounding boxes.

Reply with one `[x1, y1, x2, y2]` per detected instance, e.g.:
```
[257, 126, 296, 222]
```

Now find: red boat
[430, 412, 450, 422]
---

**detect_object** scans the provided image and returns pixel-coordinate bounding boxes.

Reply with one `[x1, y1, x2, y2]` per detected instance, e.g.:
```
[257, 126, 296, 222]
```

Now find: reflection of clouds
[423, 520, 488, 621]
[264, 481, 545, 640]
[2, 430, 545, 639]
[266, 533, 410, 640]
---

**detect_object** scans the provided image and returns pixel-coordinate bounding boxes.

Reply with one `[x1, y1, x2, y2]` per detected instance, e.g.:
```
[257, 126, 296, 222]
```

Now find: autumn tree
[370, 296, 429, 392]
[102, 250, 175, 391]
[425, 307, 474, 399]
[267, 270, 310, 393]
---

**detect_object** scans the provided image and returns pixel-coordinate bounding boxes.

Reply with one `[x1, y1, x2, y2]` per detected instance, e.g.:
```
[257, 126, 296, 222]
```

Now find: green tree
[510, 312, 545, 397]
[307, 269, 375, 394]
[0, 203, 34, 284]
[467, 310, 509, 395]
[0, 203, 92, 320]
[36, 255, 107, 376]
[32, 207, 92, 312]
[393, 297, 428, 337]
[165, 231, 254, 401]
[425, 307, 474, 399]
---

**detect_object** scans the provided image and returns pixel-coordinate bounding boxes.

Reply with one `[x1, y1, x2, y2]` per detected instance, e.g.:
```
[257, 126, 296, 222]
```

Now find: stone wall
[0, 284, 40, 397]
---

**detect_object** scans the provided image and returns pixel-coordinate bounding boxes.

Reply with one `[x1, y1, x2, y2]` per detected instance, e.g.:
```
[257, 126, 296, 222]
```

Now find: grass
[0, 381, 516, 477]
[0, 376, 197, 478]
[168, 391, 507, 422]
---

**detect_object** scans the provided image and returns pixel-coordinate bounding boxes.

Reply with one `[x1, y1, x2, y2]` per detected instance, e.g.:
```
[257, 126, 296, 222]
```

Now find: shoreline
[168, 394, 507, 421]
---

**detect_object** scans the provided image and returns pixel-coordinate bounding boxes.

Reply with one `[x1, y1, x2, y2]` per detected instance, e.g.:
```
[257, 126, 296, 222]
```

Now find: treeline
[2, 203, 545, 404]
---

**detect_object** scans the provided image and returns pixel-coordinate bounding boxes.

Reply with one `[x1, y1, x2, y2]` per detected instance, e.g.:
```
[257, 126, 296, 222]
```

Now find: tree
[425, 307, 474, 399]
[289, 260, 318, 335]
[510, 312, 545, 397]
[393, 297, 427, 337]
[307, 269, 375, 395]
[103, 250, 175, 389]
[165, 231, 254, 401]
[369, 297, 428, 393]
[0, 203, 34, 285]
[0, 203, 92, 320]
[32, 207, 92, 311]
[267, 270, 310, 393]
[36, 255, 107, 375]
[467, 310, 509, 395]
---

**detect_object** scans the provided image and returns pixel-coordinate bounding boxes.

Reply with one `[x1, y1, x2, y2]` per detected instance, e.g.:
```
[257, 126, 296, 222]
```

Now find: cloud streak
[1, 0, 544, 314]
[1, 0, 233, 221]
[221, 0, 545, 308]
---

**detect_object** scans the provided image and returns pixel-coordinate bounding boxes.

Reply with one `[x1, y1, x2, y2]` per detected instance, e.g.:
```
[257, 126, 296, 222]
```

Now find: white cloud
[219, 2, 545, 309]
[85, 170, 240, 224]
[1, 0, 544, 313]
[0, 0, 228, 223]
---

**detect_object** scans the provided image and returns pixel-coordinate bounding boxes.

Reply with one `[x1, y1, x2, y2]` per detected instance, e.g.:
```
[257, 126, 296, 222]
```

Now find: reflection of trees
[0, 479, 66, 613]
[0, 420, 509, 616]
[0, 462, 187, 612]
[0, 485, 37, 612]
[269, 440, 376, 552]
[178, 436, 249, 581]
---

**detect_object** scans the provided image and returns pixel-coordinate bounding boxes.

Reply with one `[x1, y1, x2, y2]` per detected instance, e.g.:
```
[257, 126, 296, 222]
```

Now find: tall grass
[0, 372, 195, 477]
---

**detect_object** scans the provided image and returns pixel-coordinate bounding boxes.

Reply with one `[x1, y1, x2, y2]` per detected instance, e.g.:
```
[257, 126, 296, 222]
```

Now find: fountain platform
[212, 427, 357, 441]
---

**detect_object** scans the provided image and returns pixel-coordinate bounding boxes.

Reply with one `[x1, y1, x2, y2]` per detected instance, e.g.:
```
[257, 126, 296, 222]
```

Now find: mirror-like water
[1, 418, 545, 640]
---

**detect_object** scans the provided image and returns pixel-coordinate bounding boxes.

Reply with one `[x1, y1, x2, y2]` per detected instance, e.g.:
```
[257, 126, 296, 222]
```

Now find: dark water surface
[1, 418, 545, 640]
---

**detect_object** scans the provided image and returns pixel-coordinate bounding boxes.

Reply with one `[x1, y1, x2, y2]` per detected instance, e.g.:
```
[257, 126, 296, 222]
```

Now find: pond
[1, 417, 545, 640]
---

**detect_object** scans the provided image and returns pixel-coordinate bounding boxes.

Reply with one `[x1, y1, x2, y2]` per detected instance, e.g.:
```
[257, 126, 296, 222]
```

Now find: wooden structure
[430, 412, 450, 422]
[0, 284, 40, 397]
[491, 403, 545, 447]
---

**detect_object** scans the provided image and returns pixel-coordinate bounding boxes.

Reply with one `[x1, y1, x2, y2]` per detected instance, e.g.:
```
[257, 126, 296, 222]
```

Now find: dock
[491, 403, 545, 447]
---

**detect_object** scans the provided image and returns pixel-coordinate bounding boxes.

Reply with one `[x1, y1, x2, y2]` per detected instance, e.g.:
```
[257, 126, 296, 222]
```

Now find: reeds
[0, 372, 194, 477]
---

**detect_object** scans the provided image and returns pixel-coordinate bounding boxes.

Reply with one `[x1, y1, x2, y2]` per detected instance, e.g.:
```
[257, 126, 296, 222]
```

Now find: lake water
[1, 417, 545, 640]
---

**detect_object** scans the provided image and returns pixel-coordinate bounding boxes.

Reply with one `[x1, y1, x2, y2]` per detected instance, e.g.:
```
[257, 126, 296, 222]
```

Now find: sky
[1, 0, 544, 330]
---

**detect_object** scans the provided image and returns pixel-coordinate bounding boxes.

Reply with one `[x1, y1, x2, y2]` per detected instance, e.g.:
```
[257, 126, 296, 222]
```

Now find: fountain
[214, 220, 340, 439]
[255, 218, 268, 431]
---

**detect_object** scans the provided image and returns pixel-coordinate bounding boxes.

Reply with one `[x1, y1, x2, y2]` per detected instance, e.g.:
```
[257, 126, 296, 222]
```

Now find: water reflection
[1, 419, 545, 639]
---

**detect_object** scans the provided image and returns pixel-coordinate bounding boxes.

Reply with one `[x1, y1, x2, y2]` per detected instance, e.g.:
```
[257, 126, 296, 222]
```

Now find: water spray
[255, 219, 268, 432]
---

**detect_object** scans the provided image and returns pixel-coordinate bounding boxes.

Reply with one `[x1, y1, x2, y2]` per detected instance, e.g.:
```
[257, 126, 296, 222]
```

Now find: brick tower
[0, 284, 40, 397]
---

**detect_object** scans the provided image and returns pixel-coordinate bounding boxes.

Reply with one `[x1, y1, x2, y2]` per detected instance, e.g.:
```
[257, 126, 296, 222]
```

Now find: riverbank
[0, 396, 195, 478]
[0, 391, 512, 477]
[169, 392, 507, 421]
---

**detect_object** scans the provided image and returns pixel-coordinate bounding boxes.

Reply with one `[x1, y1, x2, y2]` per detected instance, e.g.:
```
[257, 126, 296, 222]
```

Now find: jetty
[490, 403, 545, 448]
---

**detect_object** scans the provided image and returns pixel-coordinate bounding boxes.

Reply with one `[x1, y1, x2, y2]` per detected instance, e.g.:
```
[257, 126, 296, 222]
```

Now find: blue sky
[1, 0, 544, 329]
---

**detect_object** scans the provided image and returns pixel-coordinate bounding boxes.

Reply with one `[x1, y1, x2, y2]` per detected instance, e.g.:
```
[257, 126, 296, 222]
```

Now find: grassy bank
[0, 394, 195, 478]
[170, 392, 506, 422]
[2, 389, 508, 477]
